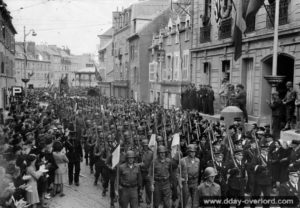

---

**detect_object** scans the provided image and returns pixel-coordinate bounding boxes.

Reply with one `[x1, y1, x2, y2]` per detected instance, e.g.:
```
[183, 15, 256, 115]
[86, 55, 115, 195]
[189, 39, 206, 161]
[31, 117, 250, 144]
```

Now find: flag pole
[271, 0, 280, 93]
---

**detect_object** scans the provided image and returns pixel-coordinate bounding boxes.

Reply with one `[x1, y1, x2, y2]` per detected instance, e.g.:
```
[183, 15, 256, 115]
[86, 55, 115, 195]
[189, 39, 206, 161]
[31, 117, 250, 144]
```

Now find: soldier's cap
[288, 167, 299, 176]
[291, 140, 300, 145]
[82, 135, 88, 138]
[272, 91, 279, 95]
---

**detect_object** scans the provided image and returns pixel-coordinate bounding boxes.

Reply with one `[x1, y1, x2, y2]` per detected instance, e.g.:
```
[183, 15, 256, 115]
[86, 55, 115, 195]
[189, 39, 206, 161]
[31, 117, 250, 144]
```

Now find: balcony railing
[200, 25, 211, 43]
[266, 0, 289, 28]
[218, 18, 232, 40]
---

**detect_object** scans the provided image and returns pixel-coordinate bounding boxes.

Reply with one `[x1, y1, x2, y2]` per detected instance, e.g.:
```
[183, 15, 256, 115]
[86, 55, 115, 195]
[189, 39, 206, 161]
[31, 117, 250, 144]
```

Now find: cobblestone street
[48, 163, 110, 208]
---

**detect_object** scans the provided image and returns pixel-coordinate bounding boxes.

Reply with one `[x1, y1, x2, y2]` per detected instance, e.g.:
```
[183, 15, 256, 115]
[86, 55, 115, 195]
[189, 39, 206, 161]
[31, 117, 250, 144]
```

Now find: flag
[148, 134, 157, 159]
[112, 144, 120, 168]
[233, 0, 247, 61]
[171, 133, 180, 158]
[95, 66, 102, 82]
[245, 0, 264, 28]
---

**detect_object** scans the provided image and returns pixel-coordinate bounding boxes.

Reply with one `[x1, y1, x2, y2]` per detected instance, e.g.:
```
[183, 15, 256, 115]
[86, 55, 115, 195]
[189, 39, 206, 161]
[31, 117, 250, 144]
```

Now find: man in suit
[282, 81, 297, 130]
[279, 167, 300, 205]
[65, 131, 83, 186]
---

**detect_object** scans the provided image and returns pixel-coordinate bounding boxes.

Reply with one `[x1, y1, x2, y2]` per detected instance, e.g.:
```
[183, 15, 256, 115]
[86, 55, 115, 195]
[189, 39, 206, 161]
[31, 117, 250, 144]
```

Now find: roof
[131, 0, 169, 20]
[100, 27, 113, 37]
[128, 8, 171, 40]
[99, 40, 112, 52]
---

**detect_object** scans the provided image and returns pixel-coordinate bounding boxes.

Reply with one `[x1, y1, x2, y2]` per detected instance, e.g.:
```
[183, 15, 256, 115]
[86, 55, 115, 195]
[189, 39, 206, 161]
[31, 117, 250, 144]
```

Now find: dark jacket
[65, 138, 83, 162]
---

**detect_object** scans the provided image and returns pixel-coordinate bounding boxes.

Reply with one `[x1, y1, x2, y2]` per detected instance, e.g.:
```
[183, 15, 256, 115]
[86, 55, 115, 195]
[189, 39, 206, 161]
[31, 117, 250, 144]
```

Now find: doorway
[261, 54, 295, 118]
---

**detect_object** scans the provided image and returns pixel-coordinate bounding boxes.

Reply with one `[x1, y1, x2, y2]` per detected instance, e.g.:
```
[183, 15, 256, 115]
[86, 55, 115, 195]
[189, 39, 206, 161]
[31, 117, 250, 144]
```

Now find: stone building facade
[150, 9, 192, 108]
[191, 0, 300, 124]
[0, 2, 17, 109]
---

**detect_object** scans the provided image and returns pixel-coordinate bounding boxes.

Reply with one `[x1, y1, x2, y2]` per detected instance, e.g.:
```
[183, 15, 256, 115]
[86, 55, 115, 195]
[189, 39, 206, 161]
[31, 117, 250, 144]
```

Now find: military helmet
[107, 135, 113, 142]
[110, 125, 115, 129]
[126, 150, 135, 158]
[141, 139, 148, 146]
[137, 126, 144, 131]
[157, 145, 167, 153]
[157, 136, 164, 142]
[187, 144, 197, 152]
[203, 167, 217, 178]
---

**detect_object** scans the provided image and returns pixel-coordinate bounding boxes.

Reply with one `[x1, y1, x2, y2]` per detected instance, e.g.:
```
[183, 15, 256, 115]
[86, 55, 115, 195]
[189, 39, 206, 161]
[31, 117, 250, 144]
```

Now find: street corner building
[0, 1, 17, 109]
[191, 0, 300, 124]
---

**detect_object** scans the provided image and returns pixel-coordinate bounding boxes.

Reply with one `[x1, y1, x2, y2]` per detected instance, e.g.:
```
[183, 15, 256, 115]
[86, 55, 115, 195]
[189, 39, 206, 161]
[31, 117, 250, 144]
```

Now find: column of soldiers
[3, 89, 300, 208]
[55, 93, 300, 208]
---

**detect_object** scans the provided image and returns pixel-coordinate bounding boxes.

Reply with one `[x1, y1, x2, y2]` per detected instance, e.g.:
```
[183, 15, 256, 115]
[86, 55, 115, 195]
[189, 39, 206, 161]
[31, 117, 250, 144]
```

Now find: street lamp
[21, 26, 37, 99]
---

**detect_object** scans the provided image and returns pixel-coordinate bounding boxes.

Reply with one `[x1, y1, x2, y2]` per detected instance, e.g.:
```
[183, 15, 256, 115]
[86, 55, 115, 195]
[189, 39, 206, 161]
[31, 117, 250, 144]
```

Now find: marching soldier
[193, 167, 221, 208]
[119, 150, 142, 208]
[150, 145, 178, 208]
[207, 151, 227, 196]
[279, 167, 300, 207]
[253, 145, 272, 197]
[226, 148, 247, 197]
[101, 134, 118, 208]
[180, 144, 200, 208]
[244, 139, 257, 196]
[139, 139, 153, 207]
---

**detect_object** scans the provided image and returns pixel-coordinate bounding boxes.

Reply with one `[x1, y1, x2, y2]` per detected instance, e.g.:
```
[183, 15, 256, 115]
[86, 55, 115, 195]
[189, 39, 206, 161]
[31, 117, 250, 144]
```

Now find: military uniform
[193, 167, 221, 208]
[180, 145, 200, 207]
[139, 141, 153, 206]
[253, 149, 272, 197]
[119, 151, 142, 208]
[226, 149, 247, 197]
[151, 146, 177, 208]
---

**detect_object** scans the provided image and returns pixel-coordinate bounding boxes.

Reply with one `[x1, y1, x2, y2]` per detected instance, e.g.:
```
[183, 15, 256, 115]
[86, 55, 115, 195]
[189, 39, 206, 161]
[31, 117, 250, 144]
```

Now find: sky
[6, 0, 139, 55]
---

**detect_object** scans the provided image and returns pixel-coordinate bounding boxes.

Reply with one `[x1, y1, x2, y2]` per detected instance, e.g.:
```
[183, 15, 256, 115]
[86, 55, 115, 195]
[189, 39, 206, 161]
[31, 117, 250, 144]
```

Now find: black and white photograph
[1, 0, 300, 207]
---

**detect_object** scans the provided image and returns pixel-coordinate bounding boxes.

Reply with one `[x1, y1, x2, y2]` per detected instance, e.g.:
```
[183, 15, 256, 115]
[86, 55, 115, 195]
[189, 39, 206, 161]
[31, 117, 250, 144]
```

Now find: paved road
[48, 163, 111, 208]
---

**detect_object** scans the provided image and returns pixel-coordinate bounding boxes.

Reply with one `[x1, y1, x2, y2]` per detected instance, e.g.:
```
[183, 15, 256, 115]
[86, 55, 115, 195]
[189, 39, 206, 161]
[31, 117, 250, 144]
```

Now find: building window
[165, 55, 172, 80]
[173, 53, 180, 80]
[200, 25, 211, 43]
[222, 60, 230, 81]
[266, 0, 289, 28]
[149, 62, 157, 82]
[182, 52, 189, 80]
[218, 18, 232, 39]
[175, 32, 179, 44]
[1, 62, 4, 74]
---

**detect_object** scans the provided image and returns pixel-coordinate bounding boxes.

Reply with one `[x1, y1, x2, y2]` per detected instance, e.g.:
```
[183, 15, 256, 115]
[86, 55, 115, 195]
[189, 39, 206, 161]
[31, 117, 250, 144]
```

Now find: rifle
[207, 127, 217, 170]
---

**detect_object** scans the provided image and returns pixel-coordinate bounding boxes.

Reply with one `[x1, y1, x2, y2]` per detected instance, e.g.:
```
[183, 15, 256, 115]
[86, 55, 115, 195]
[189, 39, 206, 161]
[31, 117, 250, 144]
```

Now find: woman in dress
[52, 141, 68, 197]
[26, 154, 43, 208]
